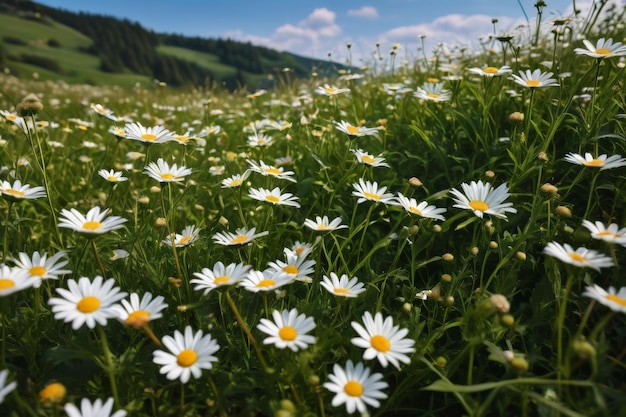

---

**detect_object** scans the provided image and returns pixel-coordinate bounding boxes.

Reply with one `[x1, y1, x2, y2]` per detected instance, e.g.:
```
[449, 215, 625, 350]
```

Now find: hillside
[0, 0, 346, 90]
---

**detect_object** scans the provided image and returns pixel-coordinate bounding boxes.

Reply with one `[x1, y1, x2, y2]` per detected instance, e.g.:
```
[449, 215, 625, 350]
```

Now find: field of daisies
[0, 4, 625, 417]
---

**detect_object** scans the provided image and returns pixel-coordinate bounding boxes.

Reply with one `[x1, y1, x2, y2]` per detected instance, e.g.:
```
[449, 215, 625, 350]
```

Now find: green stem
[90, 239, 107, 278]
[97, 325, 120, 407]
[557, 268, 577, 383]
[2, 200, 12, 262]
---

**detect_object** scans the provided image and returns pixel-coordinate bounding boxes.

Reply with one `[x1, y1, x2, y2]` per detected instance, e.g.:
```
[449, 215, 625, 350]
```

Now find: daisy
[247, 160, 297, 182]
[221, 171, 251, 188]
[323, 360, 388, 414]
[574, 38, 626, 59]
[334, 121, 380, 138]
[467, 65, 513, 77]
[90, 103, 118, 121]
[394, 192, 446, 221]
[284, 241, 315, 259]
[352, 179, 395, 205]
[12, 250, 71, 287]
[64, 398, 126, 417]
[162, 225, 201, 248]
[124, 122, 176, 144]
[351, 149, 390, 168]
[320, 272, 366, 298]
[303, 215, 348, 232]
[315, 84, 350, 96]
[247, 133, 274, 147]
[414, 82, 452, 102]
[267, 253, 316, 283]
[113, 292, 168, 329]
[0, 179, 46, 201]
[58, 206, 127, 236]
[509, 69, 559, 88]
[191, 261, 252, 295]
[382, 83, 412, 96]
[48, 276, 127, 330]
[248, 187, 301, 208]
[582, 285, 626, 313]
[0, 264, 37, 297]
[544, 242, 614, 271]
[581, 220, 626, 244]
[450, 180, 517, 220]
[257, 308, 316, 351]
[143, 158, 192, 183]
[153, 326, 219, 383]
[0, 369, 17, 405]
[212, 227, 269, 246]
[564, 152, 626, 170]
[98, 169, 128, 183]
[239, 269, 292, 293]
[109, 126, 127, 139]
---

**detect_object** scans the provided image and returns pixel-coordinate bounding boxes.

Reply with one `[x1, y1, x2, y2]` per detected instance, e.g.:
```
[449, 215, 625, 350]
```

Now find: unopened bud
[155, 217, 167, 227]
[555, 205, 572, 218]
[510, 356, 529, 372]
[442, 253, 454, 262]
[435, 356, 448, 368]
[441, 273, 452, 282]
[409, 177, 423, 188]
[433, 224, 442, 233]
[39, 382, 66, 406]
[516, 251, 527, 261]
[470, 246, 479, 256]
[490, 294, 510, 313]
[489, 241, 498, 249]
[17, 93, 44, 116]
[500, 314, 515, 327]
[150, 185, 161, 193]
[508, 111, 524, 125]
[485, 170, 495, 178]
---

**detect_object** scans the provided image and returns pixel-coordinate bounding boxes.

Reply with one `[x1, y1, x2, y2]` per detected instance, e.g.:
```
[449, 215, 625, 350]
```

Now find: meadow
[0, 3, 625, 416]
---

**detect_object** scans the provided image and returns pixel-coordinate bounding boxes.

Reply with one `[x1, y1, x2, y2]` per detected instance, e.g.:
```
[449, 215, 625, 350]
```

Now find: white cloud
[347, 6, 379, 19]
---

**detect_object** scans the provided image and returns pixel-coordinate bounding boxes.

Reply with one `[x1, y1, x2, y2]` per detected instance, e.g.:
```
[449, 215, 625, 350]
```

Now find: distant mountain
[0, 0, 349, 90]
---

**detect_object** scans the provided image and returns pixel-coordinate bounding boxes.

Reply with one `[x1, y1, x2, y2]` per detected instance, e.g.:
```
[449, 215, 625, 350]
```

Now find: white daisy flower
[382, 83, 412, 96]
[247, 133, 274, 147]
[352, 179, 395, 205]
[351, 149, 390, 168]
[0, 179, 46, 201]
[109, 126, 127, 139]
[315, 84, 350, 96]
[113, 292, 168, 329]
[58, 206, 127, 236]
[90, 103, 119, 121]
[394, 192, 446, 221]
[574, 38, 626, 59]
[582, 285, 626, 313]
[48, 276, 127, 330]
[124, 122, 175, 144]
[351, 311, 416, 369]
[12, 250, 71, 287]
[267, 253, 316, 283]
[467, 65, 513, 77]
[581, 220, 626, 244]
[414, 82, 452, 102]
[0, 264, 38, 297]
[450, 180, 517, 219]
[334, 121, 380, 137]
[564, 152, 626, 170]
[284, 241, 315, 259]
[143, 158, 192, 183]
[303, 215, 348, 232]
[0, 369, 17, 405]
[239, 269, 292, 293]
[191, 261, 252, 295]
[543, 242, 614, 272]
[248, 187, 301, 208]
[247, 160, 296, 182]
[64, 397, 126, 417]
[509, 69, 559, 88]
[98, 169, 128, 183]
[323, 360, 388, 414]
[257, 308, 316, 351]
[212, 227, 269, 246]
[221, 171, 251, 188]
[320, 272, 366, 298]
[152, 326, 219, 384]
[162, 225, 201, 248]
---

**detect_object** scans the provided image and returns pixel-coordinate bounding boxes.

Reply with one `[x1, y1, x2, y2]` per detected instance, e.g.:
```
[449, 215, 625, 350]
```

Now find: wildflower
[191, 262, 252, 295]
[315, 84, 350, 96]
[221, 171, 250, 188]
[248, 187, 301, 208]
[564, 152, 626, 170]
[124, 122, 175, 144]
[382, 83, 412, 96]
[574, 38, 626, 59]
[351, 311, 415, 369]
[303, 215, 348, 231]
[12, 251, 71, 287]
[247, 133, 274, 147]
[58, 206, 127, 236]
[48, 276, 127, 330]
[581, 220, 626, 244]
[467, 65, 513, 77]
[267, 253, 316, 283]
[450, 180, 516, 219]
[351, 149, 390, 167]
[90, 103, 118, 121]
[334, 120, 380, 138]
[582, 285, 626, 313]
[209, 165, 225, 176]
[0, 265, 38, 296]
[323, 360, 388, 414]
[0, 179, 46, 201]
[162, 225, 201, 248]
[543, 242, 614, 271]
[212, 227, 269, 246]
[64, 397, 127, 417]
[284, 241, 314, 259]
[143, 158, 192, 183]
[109, 126, 126, 139]
[239, 269, 292, 293]
[257, 308, 316, 351]
[98, 169, 128, 183]
[113, 292, 168, 329]
[39, 382, 66, 407]
[509, 69, 559, 88]
[247, 160, 296, 182]
[414, 82, 452, 102]
[320, 272, 366, 298]
[394, 192, 446, 221]
[352, 178, 395, 204]
[110, 249, 129, 261]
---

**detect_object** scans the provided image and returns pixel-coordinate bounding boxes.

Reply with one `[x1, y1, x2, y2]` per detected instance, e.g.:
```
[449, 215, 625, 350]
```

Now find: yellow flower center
[363, 192, 381, 201]
[325, 87, 336, 94]
[226, 151, 237, 160]
[4, 189, 25, 197]
[39, 382, 66, 404]
[469, 200, 489, 212]
[160, 173, 174, 180]
[344, 381, 364, 397]
[77, 125, 88, 131]
[371, 335, 391, 352]
[525, 80, 541, 87]
[334, 287, 349, 295]
[283, 265, 299, 275]
[82, 221, 102, 231]
[265, 168, 282, 175]
[265, 195, 280, 203]
[175, 136, 189, 142]
[426, 93, 440, 99]
[483, 67, 499, 74]
[29, 266, 47, 277]
[176, 349, 198, 367]
[582, 159, 603, 166]
[97, 107, 107, 114]
[141, 133, 157, 141]
[6, 115, 17, 121]
[179, 236, 192, 244]
[361, 155, 376, 164]
[427, 77, 439, 83]
[597, 231, 619, 238]
[125, 310, 151, 328]
[230, 235, 248, 244]
[595, 48, 610, 55]
[605, 294, 626, 307]
[278, 326, 298, 341]
[0, 279, 16, 290]
[257, 138, 267, 145]
[107, 176, 118, 182]
[76, 296, 101, 313]
[229, 179, 242, 187]
[317, 224, 332, 230]
[409, 206, 423, 216]
[346, 125, 360, 134]
[295, 247, 305, 254]
[568, 253, 587, 263]
[256, 279, 275, 288]
[214, 275, 230, 285]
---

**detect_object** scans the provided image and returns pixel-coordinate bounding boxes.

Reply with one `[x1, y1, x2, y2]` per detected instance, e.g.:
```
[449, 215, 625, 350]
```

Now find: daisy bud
[433, 224, 442, 233]
[409, 225, 420, 235]
[510, 356, 529, 372]
[516, 251, 527, 261]
[508, 111, 524, 125]
[307, 375, 320, 386]
[555, 205, 572, 218]
[446, 295, 455, 306]
[441, 273, 452, 282]
[490, 294, 510, 313]
[572, 338, 596, 359]
[435, 356, 448, 368]
[540, 183, 558, 196]
[402, 302, 412, 313]
[218, 216, 229, 226]
[430, 286, 442, 300]
[442, 253, 454, 262]
[408, 177, 423, 188]
[17, 93, 44, 116]
[194, 204, 204, 211]
[137, 196, 150, 204]
[564, 225, 574, 234]
[485, 170, 495, 178]
[275, 411, 292, 417]
[537, 151, 549, 161]
[503, 350, 515, 362]
[155, 217, 167, 227]
[489, 241, 499, 249]
[470, 246, 479, 256]
[280, 399, 296, 413]
[150, 185, 161, 193]
[168, 277, 182, 287]
[500, 314, 515, 327]
[39, 382, 66, 407]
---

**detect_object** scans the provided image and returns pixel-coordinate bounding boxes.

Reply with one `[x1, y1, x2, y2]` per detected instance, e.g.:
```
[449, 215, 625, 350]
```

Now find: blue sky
[35, 0, 602, 64]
